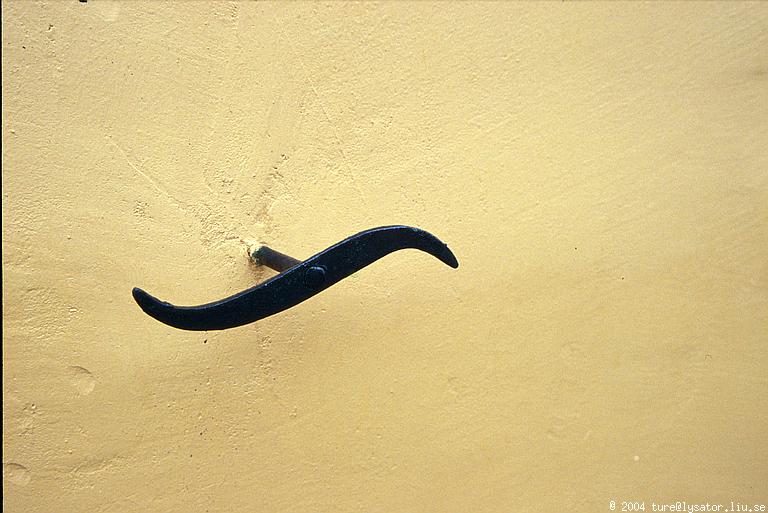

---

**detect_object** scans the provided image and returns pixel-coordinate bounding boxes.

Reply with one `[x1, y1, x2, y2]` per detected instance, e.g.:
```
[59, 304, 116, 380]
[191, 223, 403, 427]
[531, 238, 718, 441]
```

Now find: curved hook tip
[440, 247, 459, 269]
[414, 228, 457, 269]
[132, 286, 148, 304]
[132, 287, 164, 316]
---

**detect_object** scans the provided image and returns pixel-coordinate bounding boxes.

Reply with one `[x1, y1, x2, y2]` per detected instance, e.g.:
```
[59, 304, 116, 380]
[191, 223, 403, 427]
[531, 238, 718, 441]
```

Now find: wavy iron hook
[132, 225, 458, 331]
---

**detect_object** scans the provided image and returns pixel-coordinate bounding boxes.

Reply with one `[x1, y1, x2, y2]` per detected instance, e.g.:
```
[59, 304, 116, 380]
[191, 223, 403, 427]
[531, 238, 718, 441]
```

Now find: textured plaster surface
[2, 2, 767, 512]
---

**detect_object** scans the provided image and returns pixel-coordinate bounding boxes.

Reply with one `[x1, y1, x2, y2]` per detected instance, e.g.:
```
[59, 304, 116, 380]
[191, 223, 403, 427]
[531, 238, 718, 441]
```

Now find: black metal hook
[132, 225, 458, 331]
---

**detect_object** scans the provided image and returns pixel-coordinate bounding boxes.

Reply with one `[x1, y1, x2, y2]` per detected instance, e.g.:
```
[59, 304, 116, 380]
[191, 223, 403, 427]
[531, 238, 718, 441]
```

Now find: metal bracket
[132, 225, 458, 331]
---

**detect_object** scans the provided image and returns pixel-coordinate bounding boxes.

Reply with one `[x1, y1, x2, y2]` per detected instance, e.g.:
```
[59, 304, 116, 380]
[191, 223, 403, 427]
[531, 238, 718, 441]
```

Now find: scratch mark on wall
[106, 136, 183, 209]
[107, 136, 247, 252]
[270, 12, 369, 211]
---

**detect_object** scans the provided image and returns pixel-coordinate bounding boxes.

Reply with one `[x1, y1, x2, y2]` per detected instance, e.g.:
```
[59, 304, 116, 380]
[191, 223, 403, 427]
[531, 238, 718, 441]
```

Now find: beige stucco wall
[3, 2, 767, 512]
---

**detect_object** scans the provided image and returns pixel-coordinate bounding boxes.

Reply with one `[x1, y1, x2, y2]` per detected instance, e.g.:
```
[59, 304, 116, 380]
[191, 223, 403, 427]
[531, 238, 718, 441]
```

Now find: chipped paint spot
[69, 366, 96, 396]
[3, 463, 31, 486]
